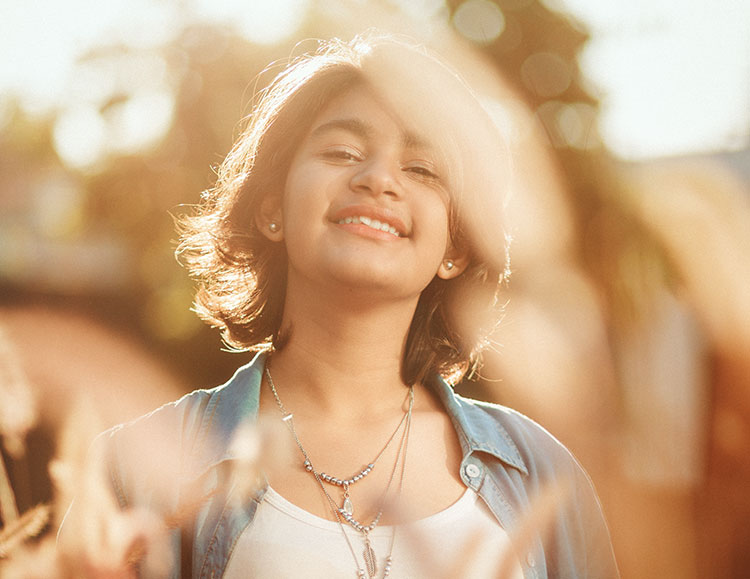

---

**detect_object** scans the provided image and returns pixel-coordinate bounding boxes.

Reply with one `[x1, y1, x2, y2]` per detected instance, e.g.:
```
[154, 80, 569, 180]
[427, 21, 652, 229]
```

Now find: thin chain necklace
[265, 366, 413, 578]
[265, 367, 412, 520]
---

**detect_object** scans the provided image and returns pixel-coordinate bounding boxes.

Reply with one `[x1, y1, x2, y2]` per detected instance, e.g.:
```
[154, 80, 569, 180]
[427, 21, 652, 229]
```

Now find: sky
[1, 0, 748, 161]
[556, 0, 750, 159]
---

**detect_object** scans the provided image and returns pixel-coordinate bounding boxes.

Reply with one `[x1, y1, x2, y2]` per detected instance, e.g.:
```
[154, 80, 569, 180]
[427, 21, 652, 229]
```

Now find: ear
[436, 245, 470, 280]
[255, 195, 284, 242]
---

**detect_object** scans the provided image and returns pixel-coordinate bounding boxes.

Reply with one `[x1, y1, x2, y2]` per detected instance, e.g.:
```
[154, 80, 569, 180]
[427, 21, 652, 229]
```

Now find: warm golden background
[1, 1, 749, 577]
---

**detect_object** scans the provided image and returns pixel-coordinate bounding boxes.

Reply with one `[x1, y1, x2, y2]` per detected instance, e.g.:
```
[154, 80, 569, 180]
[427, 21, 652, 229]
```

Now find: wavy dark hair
[176, 33, 510, 386]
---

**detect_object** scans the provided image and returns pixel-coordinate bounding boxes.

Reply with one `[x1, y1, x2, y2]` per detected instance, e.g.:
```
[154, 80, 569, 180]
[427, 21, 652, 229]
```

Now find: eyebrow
[309, 118, 371, 140]
[309, 117, 430, 151]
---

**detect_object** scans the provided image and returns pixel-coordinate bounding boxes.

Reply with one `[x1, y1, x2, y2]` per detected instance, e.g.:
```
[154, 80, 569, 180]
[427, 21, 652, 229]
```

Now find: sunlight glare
[1, 0, 747, 160]
[107, 90, 175, 156]
[191, 0, 309, 45]
[53, 107, 108, 170]
[390, 0, 449, 22]
[548, 0, 750, 159]
[0, 0, 181, 114]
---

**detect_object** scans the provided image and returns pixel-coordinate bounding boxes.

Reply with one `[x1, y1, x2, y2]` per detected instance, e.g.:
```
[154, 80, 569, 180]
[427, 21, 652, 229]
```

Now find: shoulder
[450, 392, 620, 577]
[107, 352, 265, 444]
[434, 377, 581, 480]
[100, 353, 266, 507]
[461, 395, 578, 474]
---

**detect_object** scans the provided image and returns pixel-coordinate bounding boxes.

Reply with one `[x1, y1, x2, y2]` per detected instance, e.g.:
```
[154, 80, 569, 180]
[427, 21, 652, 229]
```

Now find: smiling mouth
[336, 215, 402, 237]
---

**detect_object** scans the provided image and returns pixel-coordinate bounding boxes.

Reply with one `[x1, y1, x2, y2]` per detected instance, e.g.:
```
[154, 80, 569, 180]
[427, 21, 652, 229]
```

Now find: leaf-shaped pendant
[363, 540, 377, 577]
[343, 497, 354, 516]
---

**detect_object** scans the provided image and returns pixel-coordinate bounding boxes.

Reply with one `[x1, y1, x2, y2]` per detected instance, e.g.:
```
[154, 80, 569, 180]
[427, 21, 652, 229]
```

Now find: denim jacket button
[464, 463, 481, 478]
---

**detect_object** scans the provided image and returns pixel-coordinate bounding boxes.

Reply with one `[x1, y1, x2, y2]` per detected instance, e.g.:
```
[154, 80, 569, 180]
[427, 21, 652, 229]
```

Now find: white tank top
[224, 486, 524, 578]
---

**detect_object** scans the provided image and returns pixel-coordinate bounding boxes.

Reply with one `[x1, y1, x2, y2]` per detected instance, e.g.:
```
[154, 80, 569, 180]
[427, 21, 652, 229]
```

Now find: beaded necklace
[266, 367, 413, 577]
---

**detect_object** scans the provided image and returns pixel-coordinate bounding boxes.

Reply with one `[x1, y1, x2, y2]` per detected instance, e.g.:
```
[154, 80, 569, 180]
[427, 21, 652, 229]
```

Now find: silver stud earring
[268, 222, 280, 233]
[444, 259, 454, 271]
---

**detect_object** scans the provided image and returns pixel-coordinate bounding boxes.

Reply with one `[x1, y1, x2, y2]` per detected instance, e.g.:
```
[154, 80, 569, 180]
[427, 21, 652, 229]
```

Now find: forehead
[307, 85, 431, 151]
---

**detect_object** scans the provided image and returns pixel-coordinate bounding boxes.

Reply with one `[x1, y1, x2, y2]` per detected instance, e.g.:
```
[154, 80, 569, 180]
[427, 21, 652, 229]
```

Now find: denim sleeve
[485, 407, 620, 578]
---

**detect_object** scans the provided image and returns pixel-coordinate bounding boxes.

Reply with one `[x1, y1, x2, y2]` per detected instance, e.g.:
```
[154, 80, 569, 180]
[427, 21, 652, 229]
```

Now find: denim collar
[429, 374, 528, 475]
[189, 351, 527, 479]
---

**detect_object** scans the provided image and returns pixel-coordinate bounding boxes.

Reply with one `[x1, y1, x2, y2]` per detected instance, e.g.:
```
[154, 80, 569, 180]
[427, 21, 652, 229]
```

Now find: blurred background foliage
[1, 0, 749, 577]
[1, 0, 613, 387]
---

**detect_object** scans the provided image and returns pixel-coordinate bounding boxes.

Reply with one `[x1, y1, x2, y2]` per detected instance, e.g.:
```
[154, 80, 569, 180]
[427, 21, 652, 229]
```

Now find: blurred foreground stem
[0, 453, 19, 526]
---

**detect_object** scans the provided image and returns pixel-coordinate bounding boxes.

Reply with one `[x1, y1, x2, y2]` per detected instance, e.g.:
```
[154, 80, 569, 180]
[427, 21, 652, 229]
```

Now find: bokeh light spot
[53, 107, 108, 170]
[536, 100, 599, 149]
[556, 102, 599, 149]
[453, 0, 506, 45]
[106, 89, 175, 156]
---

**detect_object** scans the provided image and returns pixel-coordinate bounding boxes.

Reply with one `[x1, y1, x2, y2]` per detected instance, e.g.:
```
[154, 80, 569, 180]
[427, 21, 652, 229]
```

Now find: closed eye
[404, 164, 439, 180]
[320, 147, 362, 162]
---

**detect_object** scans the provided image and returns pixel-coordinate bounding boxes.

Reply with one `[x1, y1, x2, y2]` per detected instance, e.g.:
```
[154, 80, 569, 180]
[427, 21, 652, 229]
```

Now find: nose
[349, 157, 401, 199]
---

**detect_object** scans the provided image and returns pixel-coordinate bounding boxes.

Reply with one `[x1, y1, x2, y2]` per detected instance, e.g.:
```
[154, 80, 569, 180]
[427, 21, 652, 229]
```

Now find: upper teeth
[338, 216, 401, 237]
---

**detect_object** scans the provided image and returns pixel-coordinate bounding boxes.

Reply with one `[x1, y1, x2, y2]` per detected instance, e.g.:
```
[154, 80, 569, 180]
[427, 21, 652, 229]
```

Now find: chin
[326, 266, 429, 301]
[329, 267, 396, 290]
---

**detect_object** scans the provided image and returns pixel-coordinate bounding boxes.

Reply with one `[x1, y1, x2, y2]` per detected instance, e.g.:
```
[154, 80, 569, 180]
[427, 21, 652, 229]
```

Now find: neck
[266, 281, 419, 420]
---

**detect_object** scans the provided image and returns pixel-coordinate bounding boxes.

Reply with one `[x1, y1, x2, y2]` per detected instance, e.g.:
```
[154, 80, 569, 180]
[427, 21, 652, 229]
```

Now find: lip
[328, 204, 410, 238]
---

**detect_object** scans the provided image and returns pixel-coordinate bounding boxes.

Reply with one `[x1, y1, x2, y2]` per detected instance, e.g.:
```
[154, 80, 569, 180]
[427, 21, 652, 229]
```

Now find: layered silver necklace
[266, 367, 413, 578]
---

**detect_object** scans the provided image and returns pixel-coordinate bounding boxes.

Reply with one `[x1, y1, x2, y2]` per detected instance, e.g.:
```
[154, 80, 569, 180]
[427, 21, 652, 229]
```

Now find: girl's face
[270, 84, 463, 301]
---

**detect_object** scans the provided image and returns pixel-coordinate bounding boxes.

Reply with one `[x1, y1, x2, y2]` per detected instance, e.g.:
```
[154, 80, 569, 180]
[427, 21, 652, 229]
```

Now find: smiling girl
[61, 33, 618, 578]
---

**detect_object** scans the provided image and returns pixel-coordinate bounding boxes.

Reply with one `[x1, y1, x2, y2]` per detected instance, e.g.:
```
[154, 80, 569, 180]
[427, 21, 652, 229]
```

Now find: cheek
[282, 162, 317, 224]
[280, 166, 331, 258]
[421, 202, 452, 254]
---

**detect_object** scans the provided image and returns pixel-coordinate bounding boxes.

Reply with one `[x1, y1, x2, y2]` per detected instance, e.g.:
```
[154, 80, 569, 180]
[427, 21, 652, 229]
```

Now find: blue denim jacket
[101, 352, 618, 578]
